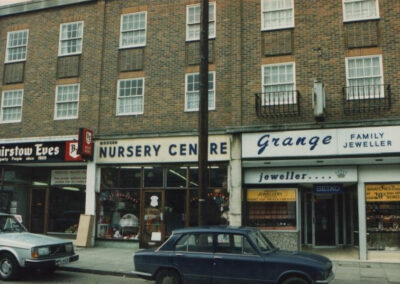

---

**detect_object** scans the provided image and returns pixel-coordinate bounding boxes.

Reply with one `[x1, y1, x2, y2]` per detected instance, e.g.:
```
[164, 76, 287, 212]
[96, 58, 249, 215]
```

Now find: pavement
[60, 246, 400, 283]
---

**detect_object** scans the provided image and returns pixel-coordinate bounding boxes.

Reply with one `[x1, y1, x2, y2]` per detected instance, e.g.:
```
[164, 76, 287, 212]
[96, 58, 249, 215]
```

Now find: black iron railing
[255, 90, 300, 118]
[342, 84, 391, 114]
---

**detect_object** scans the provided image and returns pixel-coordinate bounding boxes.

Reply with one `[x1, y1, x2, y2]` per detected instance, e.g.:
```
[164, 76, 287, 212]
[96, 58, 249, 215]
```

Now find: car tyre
[155, 269, 181, 284]
[0, 252, 20, 281]
[281, 276, 309, 284]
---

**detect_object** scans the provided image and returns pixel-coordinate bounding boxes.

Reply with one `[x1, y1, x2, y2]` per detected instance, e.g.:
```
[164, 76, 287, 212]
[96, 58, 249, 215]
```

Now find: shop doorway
[29, 187, 48, 234]
[141, 190, 164, 248]
[314, 194, 335, 246]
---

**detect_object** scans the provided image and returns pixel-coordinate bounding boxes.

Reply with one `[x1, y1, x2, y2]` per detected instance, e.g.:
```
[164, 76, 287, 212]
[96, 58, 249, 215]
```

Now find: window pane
[167, 167, 187, 188]
[144, 167, 163, 187]
[120, 168, 141, 188]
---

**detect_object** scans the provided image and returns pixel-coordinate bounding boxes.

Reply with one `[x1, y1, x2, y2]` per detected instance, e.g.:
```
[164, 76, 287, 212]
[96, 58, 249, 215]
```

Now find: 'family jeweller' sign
[96, 135, 230, 164]
[242, 126, 400, 158]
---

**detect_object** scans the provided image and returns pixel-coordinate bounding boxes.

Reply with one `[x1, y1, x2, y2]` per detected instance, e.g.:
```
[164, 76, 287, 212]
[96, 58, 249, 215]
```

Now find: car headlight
[32, 246, 50, 258]
[66, 243, 74, 253]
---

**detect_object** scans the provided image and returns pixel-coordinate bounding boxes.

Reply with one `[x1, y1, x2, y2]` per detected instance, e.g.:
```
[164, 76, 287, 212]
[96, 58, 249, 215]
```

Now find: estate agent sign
[242, 126, 400, 158]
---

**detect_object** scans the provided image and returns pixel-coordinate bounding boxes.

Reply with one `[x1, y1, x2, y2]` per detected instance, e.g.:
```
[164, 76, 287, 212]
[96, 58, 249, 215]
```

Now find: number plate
[55, 257, 70, 266]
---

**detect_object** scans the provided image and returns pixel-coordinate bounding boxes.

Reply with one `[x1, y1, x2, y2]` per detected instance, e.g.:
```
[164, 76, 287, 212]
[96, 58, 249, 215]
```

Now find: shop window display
[98, 189, 140, 240]
[366, 184, 400, 250]
[247, 189, 297, 230]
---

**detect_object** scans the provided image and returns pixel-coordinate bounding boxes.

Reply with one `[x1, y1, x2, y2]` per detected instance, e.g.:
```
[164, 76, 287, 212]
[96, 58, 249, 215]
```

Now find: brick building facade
[0, 0, 399, 260]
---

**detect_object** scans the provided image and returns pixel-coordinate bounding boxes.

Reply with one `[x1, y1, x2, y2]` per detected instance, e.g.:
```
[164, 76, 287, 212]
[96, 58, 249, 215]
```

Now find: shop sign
[0, 141, 83, 163]
[78, 128, 94, 160]
[313, 184, 343, 194]
[51, 169, 87, 185]
[245, 166, 357, 184]
[366, 184, 400, 202]
[247, 189, 296, 202]
[242, 126, 400, 158]
[96, 135, 230, 164]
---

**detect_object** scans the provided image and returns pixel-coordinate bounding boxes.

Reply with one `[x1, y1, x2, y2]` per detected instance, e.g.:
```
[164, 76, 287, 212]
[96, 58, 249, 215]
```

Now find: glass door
[29, 188, 48, 234]
[313, 194, 336, 246]
[141, 190, 164, 248]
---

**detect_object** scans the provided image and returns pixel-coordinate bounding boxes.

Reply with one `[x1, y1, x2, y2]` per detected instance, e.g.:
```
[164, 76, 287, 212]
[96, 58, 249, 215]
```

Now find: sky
[0, 0, 32, 6]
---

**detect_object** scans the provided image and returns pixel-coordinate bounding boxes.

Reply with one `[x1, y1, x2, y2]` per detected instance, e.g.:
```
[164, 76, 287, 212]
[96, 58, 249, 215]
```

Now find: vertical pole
[198, 0, 209, 226]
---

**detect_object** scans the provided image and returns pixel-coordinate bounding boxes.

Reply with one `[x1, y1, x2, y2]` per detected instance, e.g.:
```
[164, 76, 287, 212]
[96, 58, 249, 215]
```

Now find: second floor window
[120, 12, 147, 48]
[117, 78, 144, 115]
[345, 55, 383, 99]
[262, 62, 296, 105]
[185, 72, 215, 111]
[186, 2, 216, 41]
[59, 21, 83, 56]
[1, 89, 23, 123]
[343, 0, 379, 22]
[5, 30, 28, 62]
[55, 84, 79, 119]
[261, 0, 294, 31]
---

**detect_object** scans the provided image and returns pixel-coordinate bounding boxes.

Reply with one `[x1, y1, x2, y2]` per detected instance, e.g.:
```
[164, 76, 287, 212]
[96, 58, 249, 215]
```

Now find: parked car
[0, 213, 79, 280]
[133, 226, 334, 284]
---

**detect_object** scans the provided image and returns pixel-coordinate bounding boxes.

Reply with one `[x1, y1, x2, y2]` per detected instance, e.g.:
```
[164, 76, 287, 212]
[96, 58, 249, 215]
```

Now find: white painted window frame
[345, 54, 384, 100]
[342, 0, 380, 22]
[184, 71, 216, 112]
[0, 89, 24, 124]
[119, 11, 147, 49]
[261, 0, 294, 31]
[54, 84, 80, 120]
[261, 62, 296, 105]
[58, 21, 84, 56]
[116, 77, 145, 116]
[186, 2, 216, 41]
[5, 29, 29, 63]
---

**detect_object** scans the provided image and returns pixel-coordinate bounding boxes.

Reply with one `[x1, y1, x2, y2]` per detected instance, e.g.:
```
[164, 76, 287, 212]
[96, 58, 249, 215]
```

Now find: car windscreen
[0, 216, 27, 233]
[248, 230, 276, 252]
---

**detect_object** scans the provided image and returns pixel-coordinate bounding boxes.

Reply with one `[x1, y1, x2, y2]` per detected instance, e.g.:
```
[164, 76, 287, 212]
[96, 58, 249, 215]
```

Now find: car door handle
[176, 253, 184, 256]
[214, 255, 223, 259]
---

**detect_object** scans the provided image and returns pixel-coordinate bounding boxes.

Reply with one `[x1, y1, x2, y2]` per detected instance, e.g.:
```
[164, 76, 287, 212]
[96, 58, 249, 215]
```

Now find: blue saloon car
[133, 226, 334, 284]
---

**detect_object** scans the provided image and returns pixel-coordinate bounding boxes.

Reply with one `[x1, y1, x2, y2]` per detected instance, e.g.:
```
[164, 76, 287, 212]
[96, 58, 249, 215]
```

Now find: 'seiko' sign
[366, 184, 400, 202]
[247, 189, 296, 202]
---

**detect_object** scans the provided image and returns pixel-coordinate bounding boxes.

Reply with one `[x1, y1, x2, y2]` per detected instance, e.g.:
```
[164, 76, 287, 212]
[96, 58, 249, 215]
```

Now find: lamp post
[198, 0, 209, 226]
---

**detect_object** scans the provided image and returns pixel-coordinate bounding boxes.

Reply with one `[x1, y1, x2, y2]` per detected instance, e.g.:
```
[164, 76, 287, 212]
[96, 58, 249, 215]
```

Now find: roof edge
[0, 0, 97, 17]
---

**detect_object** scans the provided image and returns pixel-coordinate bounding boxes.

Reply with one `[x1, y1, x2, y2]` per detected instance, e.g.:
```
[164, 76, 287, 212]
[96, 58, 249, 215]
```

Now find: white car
[0, 213, 79, 281]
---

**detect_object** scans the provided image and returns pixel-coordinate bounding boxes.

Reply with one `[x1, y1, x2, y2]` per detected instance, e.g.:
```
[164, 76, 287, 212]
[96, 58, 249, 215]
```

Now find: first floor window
[261, 0, 294, 30]
[117, 78, 144, 115]
[5, 29, 28, 62]
[1, 89, 23, 123]
[346, 55, 383, 99]
[343, 0, 379, 22]
[185, 72, 215, 111]
[262, 62, 296, 105]
[59, 21, 83, 56]
[186, 2, 215, 41]
[55, 84, 79, 119]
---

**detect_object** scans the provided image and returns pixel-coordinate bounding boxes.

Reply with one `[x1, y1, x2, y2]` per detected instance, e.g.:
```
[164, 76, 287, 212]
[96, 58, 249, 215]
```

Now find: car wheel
[0, 253, 20, 280]
[155, 269, 181, 284]
[281, 276, 309, 284]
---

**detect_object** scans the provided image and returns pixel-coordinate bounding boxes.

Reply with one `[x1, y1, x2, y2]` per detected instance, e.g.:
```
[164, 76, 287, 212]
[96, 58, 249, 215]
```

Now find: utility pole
[198, 0, 209, 226]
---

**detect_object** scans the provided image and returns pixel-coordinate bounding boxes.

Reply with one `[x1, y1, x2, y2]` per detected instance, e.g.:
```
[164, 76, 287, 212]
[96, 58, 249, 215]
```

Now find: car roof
[172, 226, 259, 235]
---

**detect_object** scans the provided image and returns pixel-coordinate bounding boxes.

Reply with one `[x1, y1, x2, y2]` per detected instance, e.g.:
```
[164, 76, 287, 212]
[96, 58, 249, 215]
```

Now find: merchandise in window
[261, 0, 294, 31]
[98, 189, 140, 240]
[120, 12, 147, 48]
[247, 189, 297, 230]
[6, 30, 28, 62]
[186, 3, 215, 41]
[343, 0, 379, 22]
[1, 90, 23, 123]
[59, 21, 83, 56]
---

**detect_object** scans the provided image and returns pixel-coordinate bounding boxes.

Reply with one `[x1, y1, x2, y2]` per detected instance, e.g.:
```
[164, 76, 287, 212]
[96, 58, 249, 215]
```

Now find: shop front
[95, 135, 230, 248]
[242, 125, 400, 260]
[0, 138, 88, 237]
